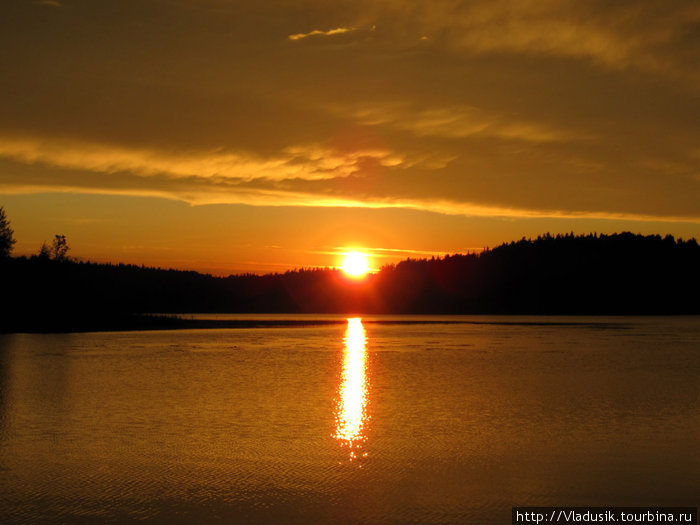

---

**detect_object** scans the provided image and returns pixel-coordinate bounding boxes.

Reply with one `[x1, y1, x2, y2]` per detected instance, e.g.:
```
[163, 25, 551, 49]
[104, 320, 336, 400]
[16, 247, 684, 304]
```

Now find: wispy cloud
[334, 102, 586, 144]
[370, 0, 700, 77]
[2, 159, 699, 224]
[0, 136, 409, 183]
[324, 246, 465, 259]
[289, 27, 356, 41]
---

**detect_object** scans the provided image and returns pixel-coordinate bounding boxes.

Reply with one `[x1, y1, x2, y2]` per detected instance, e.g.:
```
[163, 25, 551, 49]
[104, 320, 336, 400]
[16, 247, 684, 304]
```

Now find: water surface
[0, 316, 698, 523]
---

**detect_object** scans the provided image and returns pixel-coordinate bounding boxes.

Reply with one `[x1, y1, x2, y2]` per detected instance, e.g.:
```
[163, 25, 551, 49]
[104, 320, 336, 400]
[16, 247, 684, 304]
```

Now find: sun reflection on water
[334, 318, 369, 461]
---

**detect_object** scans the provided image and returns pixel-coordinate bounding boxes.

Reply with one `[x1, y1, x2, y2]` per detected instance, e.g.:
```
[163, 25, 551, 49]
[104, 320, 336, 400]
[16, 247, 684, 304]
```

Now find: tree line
[1, 205, 699, 331]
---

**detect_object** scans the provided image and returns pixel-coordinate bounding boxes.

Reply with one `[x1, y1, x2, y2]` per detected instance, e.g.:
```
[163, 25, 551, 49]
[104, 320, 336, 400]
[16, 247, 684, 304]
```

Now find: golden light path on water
[334, 318, 369, 461]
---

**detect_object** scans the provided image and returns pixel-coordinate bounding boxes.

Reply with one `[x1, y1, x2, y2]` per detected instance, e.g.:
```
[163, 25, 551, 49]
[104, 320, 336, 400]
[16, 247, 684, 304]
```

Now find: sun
[341, 251, 370, 278]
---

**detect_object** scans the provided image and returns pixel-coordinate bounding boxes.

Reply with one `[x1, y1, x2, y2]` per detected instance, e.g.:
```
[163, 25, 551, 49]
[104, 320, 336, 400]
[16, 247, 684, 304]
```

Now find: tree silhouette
[38, 242, 51, 259]
[38, 234, 70, 261]
[0, 206, 16, 258]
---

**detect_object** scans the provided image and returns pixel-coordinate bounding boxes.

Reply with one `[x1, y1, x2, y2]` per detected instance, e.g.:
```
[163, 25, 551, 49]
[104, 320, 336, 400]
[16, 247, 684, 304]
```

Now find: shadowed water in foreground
[0, 316, 698, 524]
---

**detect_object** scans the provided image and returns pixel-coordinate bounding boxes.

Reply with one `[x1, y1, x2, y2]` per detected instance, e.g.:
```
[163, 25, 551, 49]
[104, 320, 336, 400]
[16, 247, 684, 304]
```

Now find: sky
[1, 0, 699, 275]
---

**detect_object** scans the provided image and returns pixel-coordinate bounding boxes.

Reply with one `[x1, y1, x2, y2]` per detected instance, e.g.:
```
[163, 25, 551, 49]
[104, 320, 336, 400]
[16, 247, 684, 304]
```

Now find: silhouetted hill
[1, 232, 698, 331]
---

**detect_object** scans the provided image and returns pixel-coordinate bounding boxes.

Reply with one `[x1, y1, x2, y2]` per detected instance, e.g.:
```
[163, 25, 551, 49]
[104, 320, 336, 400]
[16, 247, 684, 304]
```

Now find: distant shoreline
[0, 312, 676, 334]
[3, 233, 699, 330]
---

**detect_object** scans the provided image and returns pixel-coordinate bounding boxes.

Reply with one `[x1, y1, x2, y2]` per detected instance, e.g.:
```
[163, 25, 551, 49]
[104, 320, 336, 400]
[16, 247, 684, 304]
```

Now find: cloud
[1, 0, 699, 229]
[289, 27, 357, 41]
[328, 246, 469, 259]
[1, 122, 699, 225]
[333, 102, 587, 144]
[368, 0, 700, 82]
[16, 187, 700, 224]
[2, 153, 699, 224]
[0, 136, 410, 183]
[35, 0, 61, 6]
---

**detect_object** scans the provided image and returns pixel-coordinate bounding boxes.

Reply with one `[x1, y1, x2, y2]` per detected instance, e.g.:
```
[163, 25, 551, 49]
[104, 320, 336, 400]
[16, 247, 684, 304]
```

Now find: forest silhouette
[2, 232, 699, 332]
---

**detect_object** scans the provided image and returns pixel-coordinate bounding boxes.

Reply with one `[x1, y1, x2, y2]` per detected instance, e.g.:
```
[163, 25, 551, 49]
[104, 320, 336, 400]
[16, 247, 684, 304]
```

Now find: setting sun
[341, 252, 370, 277]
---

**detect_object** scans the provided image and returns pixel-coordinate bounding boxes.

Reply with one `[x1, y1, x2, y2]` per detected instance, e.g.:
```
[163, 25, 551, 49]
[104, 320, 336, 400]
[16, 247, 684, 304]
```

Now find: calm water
[0, 316, 698, 524]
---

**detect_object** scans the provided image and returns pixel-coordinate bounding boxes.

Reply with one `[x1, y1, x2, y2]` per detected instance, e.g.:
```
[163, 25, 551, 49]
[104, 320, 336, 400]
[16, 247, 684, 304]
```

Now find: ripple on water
[0, 317, 698, 523]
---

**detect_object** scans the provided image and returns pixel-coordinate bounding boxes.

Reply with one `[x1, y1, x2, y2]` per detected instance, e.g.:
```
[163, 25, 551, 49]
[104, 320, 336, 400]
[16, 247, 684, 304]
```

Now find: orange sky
[1, 0, 700, 275]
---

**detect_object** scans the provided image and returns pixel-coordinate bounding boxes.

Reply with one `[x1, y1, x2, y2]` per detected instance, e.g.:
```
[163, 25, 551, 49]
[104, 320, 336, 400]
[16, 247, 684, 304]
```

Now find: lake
[0, 316, 698, 524]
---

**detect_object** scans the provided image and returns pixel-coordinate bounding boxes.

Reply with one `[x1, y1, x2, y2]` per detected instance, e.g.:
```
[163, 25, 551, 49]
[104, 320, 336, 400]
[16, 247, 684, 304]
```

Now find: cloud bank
[1, 0, 699, 223]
